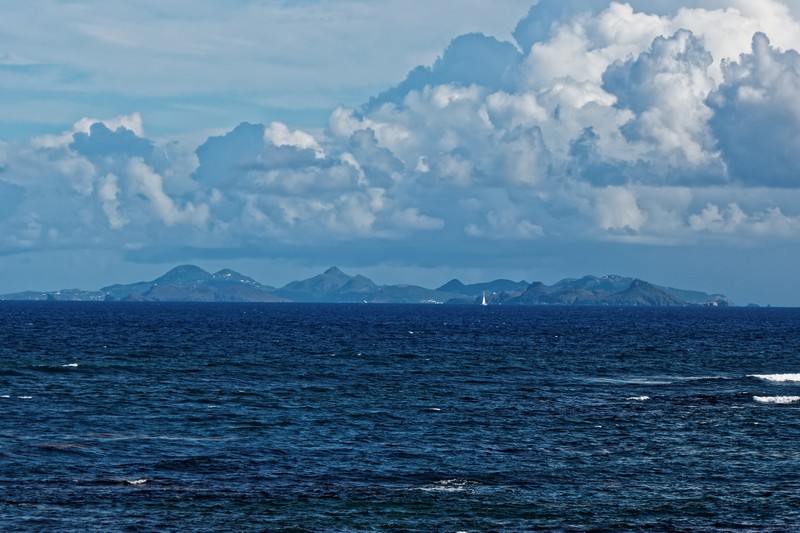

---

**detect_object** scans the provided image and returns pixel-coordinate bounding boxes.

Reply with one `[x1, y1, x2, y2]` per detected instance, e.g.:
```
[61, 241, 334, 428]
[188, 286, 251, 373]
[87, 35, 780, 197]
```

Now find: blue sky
[1, 0, 800, 305]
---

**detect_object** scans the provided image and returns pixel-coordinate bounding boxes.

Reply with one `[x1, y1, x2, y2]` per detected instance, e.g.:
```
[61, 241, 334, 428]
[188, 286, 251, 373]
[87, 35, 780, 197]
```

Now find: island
[0, 265, 733, 307]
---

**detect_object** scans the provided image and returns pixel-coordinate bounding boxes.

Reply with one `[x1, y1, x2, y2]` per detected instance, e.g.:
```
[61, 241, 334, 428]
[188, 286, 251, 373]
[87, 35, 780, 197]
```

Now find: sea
[1, 302, 799, 532]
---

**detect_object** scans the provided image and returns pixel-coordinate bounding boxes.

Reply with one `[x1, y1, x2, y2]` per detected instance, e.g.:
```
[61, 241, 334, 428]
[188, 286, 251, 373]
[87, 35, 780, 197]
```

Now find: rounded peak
[155, 265, 212, 285]
[167, 264, 209, 275]
[212, 268, 257, 282]
[438, 279, 466, 290]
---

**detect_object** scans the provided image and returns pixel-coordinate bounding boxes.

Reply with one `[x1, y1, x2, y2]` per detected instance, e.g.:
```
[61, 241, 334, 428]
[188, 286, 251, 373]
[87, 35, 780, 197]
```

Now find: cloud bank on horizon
[1, 0, 800, 297]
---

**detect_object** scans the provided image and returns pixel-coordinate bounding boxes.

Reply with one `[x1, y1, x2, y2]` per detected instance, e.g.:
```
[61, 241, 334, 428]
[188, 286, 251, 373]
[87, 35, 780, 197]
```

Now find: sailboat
[481, 292, 488, 306]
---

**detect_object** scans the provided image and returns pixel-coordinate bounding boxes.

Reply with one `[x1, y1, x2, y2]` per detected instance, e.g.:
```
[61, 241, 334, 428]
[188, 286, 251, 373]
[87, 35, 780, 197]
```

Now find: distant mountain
[498, 276, 728, 307]
[275, 267, 456, 303]
[551, 274, 634, 293]
[604, 279, 688, 306]
[102, 264, 215, 300]
[437, 278, 529, 297]
[506, 281, 551, 305]
[0, 265, 733, 306]
[111, 266, 284, 302]
[274, 266, 355, 302]
[660, 286, 733, 306]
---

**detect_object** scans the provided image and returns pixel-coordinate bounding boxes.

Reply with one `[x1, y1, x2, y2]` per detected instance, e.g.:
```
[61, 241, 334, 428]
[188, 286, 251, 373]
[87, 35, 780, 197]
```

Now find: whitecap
[753, 396, 800, 404]
[17, 396, 32, 399]
[674, 375, 733, 382]
[125, 478, 149, 485]
[62, 363, 79, 368]
[749, 374, 800, 383]
[418, 479, 477, 493]
[627, 396, 651, 401]
[1, 395, 10, 398]
[588, 377, 673, 385]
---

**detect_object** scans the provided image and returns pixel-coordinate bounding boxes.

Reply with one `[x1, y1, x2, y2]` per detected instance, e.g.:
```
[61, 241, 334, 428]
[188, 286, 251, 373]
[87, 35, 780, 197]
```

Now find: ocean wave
[753, 396, 800, 404]
[589, 375, 732, 386]
[626, 396, 651, 401]
[90, 477, 151, 486]
[587, 377, 673, 385]
[76, 433, 237, 442]
[418, 479, 478, 493]
[748, 374, 800, 382]
[31, 364, 79, 373]
[673, 375, 734, 382]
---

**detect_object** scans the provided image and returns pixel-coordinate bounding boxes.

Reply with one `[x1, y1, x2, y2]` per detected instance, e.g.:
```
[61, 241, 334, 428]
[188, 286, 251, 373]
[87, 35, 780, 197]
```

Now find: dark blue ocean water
[1, 303, 799, 531]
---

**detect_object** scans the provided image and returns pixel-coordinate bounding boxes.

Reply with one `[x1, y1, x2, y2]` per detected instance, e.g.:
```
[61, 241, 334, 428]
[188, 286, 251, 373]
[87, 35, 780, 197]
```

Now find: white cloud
[128, 158, 209, 227]
[340, 152, 367, 186]
[604, 29, 718, 167]
[594, 186, 647, 232]
[98, 173, 127, 229]
[326, 188, 387, 236]
[264, 122, 324, 159]
[392, 207, 445, 231]
[433, 153, 476, 187]
[32, 113, 144, 149]
[466, 209, 544, 240]
[709, 32, 800, 186]
[485, 91, 549, 129]
[1, 0, 800, 284]
[56, 153, 97, 196]
[689, 203, 800, 236]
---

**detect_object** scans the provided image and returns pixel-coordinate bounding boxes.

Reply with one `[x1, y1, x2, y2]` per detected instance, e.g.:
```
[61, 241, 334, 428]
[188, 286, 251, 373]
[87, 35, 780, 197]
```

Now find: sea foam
[749, 374, 800, 382]
[418, 479, 477, 493]
[753, 396, 800, 404]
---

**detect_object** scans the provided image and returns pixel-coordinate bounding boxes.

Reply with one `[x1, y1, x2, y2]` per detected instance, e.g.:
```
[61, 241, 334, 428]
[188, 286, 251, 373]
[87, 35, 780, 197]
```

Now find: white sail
[481, 292, 487, 306]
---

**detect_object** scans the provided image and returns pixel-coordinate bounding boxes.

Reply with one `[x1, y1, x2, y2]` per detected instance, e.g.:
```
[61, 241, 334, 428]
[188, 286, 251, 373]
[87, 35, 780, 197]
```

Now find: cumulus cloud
[392, 207, 445, 231]
[367, 32, 523, 110]
[98, 173, 127, 229]
[71, 121, 165, 175]
[689, 203, 800, 237]
[1, 0, 800, 268]
[709, 32, 800, 187]
[33, 113, 145, 150]
[193, 122, 266, 189]
[466, 209, 544, 240]
[604, 29, 718, 169]
[265, 122, 325, 159]
[594, 186, 647, 232]
[128, 158, 209, 227]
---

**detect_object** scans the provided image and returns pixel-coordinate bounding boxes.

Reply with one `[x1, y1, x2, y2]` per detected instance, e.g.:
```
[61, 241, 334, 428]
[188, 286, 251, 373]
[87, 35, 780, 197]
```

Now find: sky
[1, 0, 800, 305]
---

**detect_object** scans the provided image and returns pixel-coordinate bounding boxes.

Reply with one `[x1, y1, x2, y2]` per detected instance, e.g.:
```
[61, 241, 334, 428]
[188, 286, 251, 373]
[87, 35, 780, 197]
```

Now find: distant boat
[481, 292, 488, 306]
